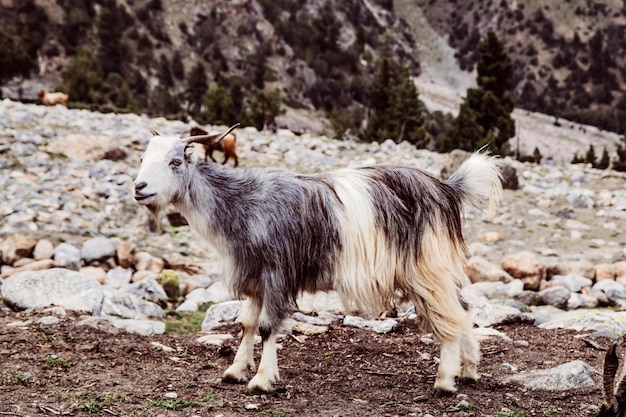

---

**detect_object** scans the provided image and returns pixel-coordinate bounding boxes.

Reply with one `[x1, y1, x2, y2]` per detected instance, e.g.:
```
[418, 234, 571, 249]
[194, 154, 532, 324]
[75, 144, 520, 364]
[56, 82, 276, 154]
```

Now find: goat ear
[184, 145, 197, 163]
[150, 127, 161, 136]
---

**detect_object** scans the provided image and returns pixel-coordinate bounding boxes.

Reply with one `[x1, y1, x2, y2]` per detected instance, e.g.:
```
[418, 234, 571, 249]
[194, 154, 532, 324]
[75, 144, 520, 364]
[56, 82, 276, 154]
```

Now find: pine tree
[361, 43, 426, 146]
[597, 146, 610, 169]
[585, 144, 597, 166]
[172, 51, 185, 80]
[186, 62, 208, 117]
[61, 46, 107, 104]
[439, 30, 515, 155]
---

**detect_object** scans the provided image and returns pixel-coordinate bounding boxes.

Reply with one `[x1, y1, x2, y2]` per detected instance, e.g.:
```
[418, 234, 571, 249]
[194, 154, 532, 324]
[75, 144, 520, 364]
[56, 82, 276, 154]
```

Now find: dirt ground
[0, 307, 612, 417]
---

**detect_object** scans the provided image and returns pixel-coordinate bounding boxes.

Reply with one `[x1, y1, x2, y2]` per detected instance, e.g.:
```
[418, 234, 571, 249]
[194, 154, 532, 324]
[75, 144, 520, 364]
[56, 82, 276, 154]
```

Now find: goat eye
[170, 158, 182, 167]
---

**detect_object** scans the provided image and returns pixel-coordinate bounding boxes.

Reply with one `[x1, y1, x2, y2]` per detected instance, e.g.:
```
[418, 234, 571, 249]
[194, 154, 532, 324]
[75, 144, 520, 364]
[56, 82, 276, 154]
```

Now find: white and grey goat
[133, 125, 503, 395]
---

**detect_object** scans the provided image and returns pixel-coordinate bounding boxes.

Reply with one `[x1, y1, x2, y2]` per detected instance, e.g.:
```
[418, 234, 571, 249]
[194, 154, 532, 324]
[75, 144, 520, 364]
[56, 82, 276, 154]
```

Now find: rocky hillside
[4, 98, 626, 351]
[0, 0, 419, 133]
[409, 0, 626, 134]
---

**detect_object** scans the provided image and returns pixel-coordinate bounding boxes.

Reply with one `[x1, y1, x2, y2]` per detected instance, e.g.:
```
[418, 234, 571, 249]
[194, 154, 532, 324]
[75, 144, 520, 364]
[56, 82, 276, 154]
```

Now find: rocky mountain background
[3, 0, 626, 164]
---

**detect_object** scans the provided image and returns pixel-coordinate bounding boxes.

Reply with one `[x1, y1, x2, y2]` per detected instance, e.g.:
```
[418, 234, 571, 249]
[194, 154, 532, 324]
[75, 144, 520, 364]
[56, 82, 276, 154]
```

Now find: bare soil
[0, 308, 611, 417]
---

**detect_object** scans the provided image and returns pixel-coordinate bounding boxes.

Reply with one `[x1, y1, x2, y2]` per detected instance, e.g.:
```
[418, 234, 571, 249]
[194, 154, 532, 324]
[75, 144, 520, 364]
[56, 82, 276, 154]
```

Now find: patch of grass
[147, 398, 201, 410]
[164, 302, 212, 335]
[73, 394, 126, 415]
[201, 395, 215, 402]
[540, 404, 561, 416]
[495, 411, 526, 417]
[41, 355, 71, 369]
[458, 402, 478, 415]
[181, 380, 198, 389]
[261, 411, 294, 417]
[324, 353, 334, 366]
[0, 372, 33, 386]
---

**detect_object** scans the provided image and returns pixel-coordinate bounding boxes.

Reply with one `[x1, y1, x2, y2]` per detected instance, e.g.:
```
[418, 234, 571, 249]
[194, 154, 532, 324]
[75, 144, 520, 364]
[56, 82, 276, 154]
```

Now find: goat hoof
[222, 374, 247, 385]
[459, 377, 477, 385]
[246, 383, 273, 395]
[433, 388, 455, 398]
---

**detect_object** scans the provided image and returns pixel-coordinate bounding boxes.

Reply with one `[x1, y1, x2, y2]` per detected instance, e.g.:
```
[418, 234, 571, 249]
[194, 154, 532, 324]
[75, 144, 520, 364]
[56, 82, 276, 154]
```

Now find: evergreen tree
[440, 30, 515, 155]
[249, 89, 285, 130]
[96, 0, 129, 76]
[61, 46, 107, 104]
[0, 27, 33, 84]
[186, 62, 208, 117]
[585, 144, 597, 166]
[172, 51, 185, 80]
[613, 133, 626, 171]
[597, 146, 610, 169]
[157, 54, 174, 88]
[201, 85, 237, 126]
[361, 44, 426, 146]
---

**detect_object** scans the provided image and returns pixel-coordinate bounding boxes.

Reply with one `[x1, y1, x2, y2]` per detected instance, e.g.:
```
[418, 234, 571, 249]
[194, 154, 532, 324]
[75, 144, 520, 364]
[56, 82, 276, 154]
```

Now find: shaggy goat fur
[134, 131, 503, 394]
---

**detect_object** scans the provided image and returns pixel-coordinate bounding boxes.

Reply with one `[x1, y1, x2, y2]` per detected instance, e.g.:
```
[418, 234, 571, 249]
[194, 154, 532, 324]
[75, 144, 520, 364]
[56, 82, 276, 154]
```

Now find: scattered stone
[201, 301, 243, 331]
[343, 316, 397, 334]
[466, 256, 513, 283]
[1, 268, 103, 314]
[196, 333, 234, 346]
[503, 360, 597, 391]
[53, 243, 82, 271]
[33, 239, 54, 260]
[81, 237, 116, 264]
[0, 236, 37, 265]
[500, 251, 546, 291]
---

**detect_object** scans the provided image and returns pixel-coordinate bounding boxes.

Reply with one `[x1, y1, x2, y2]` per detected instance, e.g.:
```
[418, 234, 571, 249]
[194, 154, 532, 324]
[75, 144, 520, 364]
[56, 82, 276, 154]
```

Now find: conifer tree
[61, 46, 107, 104]
[362, 42, 426, 146]
[186, 62, 208, 117]
[585, 144, 597, 166]
[597, 146, 610, 169]
[439, 30, 515, 155]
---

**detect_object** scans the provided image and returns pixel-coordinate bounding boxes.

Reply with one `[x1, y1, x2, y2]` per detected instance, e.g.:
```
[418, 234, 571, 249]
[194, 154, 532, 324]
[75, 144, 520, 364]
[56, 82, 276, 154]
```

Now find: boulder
[1, 268, 103, 314]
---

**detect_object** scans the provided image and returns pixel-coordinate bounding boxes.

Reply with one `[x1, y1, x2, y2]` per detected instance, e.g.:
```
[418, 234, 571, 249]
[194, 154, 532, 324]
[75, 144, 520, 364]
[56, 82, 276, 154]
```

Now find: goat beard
[146, 204, 162, 234]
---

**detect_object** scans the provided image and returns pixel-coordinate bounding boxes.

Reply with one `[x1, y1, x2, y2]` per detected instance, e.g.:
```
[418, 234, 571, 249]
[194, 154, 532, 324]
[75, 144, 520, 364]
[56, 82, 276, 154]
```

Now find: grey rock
[549, 274, 593, 293]
[1, 268, 103, 314]
[539, 309, 626, 338]
[567, 293, 599, 310]
[120, 278, 168, 301]
[292, 312, 338, 325]
[472, 299, 534, 328]
[537, 286, 571, 308]
[81, 237, 116, 263]
[53, 243, 82, 270]
[112, 319, 166, 335]
[102, 292, 165, 320]
[104, 266, 132, 288]
[591, 280, 626, 307]
[531, 305, 567, 326]
[201, 301, 243, 331]
[38, 316, 60, 325]
[342, 316, 397, 334]
[503, 360, 597, 391]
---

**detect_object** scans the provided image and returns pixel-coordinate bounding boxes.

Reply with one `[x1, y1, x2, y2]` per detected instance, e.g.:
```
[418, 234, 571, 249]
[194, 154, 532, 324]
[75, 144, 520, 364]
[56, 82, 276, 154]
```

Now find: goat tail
[445, 151, 503, 216]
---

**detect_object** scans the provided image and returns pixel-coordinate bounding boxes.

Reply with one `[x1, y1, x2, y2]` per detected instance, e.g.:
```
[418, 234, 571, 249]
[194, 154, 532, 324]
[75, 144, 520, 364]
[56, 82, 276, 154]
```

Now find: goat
[189, 125, 238, 167]
[599, 342, 626, 416]
[133, 125, 503, 395]
[37, 89, 69, 107]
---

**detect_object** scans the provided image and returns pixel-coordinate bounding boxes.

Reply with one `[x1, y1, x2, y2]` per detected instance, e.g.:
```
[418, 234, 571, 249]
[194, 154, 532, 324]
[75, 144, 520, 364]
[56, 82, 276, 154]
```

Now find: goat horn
[181, 123, 240, 145]
[150, 127, 161, 136]
[603, 342, 619, 409]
